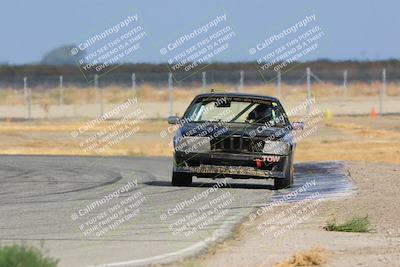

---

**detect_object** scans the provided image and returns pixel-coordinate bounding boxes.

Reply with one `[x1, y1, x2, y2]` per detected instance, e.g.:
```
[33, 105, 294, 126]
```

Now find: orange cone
[370, 107, 377, 119]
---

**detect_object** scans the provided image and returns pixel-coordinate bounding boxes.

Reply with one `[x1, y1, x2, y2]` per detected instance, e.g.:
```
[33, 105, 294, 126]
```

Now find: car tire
[274, 156, 293, 190]
[172, 172, 193, 186]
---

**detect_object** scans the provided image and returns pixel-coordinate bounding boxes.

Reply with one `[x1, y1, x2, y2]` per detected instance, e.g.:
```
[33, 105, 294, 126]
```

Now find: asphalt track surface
[0, 155, 356, 267]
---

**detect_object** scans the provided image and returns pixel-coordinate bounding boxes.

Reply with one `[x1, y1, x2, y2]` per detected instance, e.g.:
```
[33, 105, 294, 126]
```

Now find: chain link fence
[0, 67, 399, 120]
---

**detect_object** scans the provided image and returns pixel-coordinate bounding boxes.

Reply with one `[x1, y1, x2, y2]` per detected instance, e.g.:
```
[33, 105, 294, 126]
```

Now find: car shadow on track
[144, 162, 349, 191]
[144, 180, 275, 190]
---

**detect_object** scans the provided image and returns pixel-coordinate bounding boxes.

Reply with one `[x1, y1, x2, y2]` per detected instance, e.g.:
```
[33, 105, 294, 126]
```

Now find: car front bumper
[173, 151, 290, 179]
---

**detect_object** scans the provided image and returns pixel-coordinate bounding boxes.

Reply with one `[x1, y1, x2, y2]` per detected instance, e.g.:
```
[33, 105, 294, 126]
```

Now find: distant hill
[41, 45, 84, 65]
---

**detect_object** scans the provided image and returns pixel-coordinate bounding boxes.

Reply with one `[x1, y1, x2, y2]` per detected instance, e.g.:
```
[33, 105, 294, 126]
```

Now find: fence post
[202, 71, 206, 93]
[276, 70, 281, 98]
[27, 88, 32, 121]
[379, 68, 386, 115]
[23, 76, 28, 100]
[306, 67, 311, 114]
[131, 73, 136, 97]
[94, 74, 103, 116]
[23, 77, 32, 120]
[383, 68, 386, 96]
[238, 71, 244, 92]
[168, 73, 173, 116]
[59, 75, 64, 105]
[94, 74, 98, 99]
[343, 69, 347, 98]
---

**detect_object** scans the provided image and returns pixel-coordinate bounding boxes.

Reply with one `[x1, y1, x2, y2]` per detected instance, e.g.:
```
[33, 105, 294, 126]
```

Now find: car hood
[179, 122, 290, 140]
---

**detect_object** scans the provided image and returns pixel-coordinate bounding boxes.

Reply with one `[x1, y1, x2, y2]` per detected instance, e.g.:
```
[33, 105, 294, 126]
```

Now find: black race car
[167, 92, 303, 189]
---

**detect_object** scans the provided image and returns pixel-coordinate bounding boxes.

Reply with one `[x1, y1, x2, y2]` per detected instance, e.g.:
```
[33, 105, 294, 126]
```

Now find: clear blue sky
[0, 0, 398, 64]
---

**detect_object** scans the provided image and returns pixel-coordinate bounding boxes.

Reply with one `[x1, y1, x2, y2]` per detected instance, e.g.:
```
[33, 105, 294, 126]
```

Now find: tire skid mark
[269, 161, 357, 203]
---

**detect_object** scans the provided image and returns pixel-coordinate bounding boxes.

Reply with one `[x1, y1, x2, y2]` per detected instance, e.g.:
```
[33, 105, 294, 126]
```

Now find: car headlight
[175, 137, 210, 154]
[262, 141, 290, 155]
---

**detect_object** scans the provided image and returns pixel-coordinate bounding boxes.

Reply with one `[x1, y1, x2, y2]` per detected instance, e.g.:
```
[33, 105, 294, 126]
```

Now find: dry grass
[1, 82, 399, 105]
[271, 248, 326, 267]
[0, 120, 166, 134]
[0, 88, 25, 105]
[0, 115, 399, 163]
[325, 121, 400, 139]
[0, 120, 171, 156]
[303, 120, 400, 164]
[296, 140, 400, 164]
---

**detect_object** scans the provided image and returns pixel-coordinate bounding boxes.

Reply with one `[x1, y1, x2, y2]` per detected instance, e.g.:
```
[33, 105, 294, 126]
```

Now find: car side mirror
[292, 121, 304, 130]
[167, 116, 180, 125]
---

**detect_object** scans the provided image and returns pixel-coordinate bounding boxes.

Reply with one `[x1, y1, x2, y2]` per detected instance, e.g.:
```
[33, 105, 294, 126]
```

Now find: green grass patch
[325, 216, 371, 233]
[0, 244, 58, 267]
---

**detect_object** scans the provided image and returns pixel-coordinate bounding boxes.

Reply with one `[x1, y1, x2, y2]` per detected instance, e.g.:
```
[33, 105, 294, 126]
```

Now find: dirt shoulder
[0, 116, 399, 165]
[165, 161, 400, 267]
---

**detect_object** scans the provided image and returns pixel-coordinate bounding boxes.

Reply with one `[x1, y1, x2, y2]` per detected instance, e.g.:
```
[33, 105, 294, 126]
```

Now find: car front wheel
[172, 172, 193, 186]
[274, 156, 293, 190]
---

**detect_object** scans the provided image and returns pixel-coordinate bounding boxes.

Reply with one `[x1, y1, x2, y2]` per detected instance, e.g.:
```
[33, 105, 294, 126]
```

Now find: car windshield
[183, 97, 288, 127]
